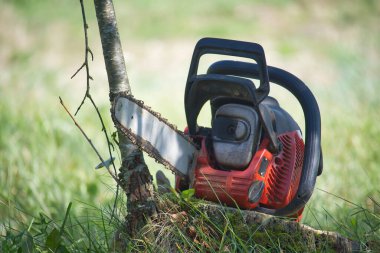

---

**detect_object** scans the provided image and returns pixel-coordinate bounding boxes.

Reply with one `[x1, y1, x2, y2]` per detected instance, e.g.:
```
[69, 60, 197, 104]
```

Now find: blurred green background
[1, 0, 379, 238]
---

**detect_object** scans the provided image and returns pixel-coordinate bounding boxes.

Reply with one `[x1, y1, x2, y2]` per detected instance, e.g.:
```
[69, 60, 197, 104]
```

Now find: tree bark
[93, 0, 157, 238]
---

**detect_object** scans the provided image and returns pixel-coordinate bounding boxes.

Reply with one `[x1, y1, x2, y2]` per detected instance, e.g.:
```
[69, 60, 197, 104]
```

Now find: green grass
[1, 0, 380, 251]
[3, 192, 377, 252]
[1, 201, 129, 252]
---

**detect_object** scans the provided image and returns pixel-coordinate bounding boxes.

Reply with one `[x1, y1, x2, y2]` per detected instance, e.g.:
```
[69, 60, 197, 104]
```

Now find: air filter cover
[212, 104, 259, 169]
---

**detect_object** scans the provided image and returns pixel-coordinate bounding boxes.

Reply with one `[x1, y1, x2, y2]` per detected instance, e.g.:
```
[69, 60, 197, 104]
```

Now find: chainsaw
[112, 38, 322, 220]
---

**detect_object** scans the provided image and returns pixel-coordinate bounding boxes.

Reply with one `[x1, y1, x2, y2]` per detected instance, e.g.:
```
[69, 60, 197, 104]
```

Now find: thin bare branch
[71, 62, 86, 79]
[59, 97, 120, 184]
[73, 0, 92, 116]
[75, 0, 118, 175]
[74, 92, 87, 116]
[88, 48, 94, 61]
[74, 0, 121, 222]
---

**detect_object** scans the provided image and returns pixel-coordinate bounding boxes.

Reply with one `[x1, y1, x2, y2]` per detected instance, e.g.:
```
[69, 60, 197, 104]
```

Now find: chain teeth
[111, 94, 196, 176]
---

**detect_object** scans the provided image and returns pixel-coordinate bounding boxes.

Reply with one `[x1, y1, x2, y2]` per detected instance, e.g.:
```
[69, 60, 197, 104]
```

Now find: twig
[59, 97, 120, 184]
[74, 0, 92, 116]
[73, 0, 120, 221]
[71, 63, 85, 79]
[74, 0, 118, 176]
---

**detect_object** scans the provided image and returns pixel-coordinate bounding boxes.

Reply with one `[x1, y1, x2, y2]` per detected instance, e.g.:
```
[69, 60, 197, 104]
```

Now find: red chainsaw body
[193, 137, 272, 210]
[176, 130, 305, 219]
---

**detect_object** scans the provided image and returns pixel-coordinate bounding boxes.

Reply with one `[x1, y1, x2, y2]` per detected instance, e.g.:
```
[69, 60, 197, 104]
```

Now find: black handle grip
[207, 60, 322, 217]
[185, 38, 270, 107]
[186, 74, 257, 135]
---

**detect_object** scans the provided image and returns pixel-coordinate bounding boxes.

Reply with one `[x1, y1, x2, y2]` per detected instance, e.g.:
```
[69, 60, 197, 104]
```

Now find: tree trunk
[93, 0, 157, 238]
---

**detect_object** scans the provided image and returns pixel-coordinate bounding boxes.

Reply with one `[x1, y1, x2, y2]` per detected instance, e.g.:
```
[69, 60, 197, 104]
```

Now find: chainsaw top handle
[207, 60, 322, 217]
[185, 38, 270, 107]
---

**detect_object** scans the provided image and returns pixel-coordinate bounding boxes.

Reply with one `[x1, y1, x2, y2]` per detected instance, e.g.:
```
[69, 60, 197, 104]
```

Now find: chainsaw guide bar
[112, 95, 198, 177]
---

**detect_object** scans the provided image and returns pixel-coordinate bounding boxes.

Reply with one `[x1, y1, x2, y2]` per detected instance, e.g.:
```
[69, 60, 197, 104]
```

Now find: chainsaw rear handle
[207, 60, 322, 217]
[185, 38, 270, 107]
